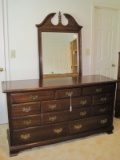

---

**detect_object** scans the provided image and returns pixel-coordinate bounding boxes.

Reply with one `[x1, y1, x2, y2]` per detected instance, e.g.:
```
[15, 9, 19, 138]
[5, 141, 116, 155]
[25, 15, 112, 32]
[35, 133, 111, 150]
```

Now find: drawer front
[82, 84, 115, 96]
[69, 107, 91, 120]
[56, 88, 81, 99]
[41, 99, 70, 113]
[12, 115, 41, 129]
[13, 122, 68, 145]
[69, 115, 110, 134]
[93, 93, 114, 105]
[11, 90, 54, 104]
[42, 111, 69, 125]
[72, 96, 91, 108]
[12, 102, 40, 117]
[92, 104, 112, 116]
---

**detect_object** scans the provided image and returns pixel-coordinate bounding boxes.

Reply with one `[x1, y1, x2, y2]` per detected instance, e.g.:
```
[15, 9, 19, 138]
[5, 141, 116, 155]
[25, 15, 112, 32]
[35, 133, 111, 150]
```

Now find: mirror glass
[42, 32, 79, 77]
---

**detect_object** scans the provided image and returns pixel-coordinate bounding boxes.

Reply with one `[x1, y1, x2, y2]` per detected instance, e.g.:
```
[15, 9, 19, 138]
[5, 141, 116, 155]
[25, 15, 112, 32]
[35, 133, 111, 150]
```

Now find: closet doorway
[92, 7, 119, 79]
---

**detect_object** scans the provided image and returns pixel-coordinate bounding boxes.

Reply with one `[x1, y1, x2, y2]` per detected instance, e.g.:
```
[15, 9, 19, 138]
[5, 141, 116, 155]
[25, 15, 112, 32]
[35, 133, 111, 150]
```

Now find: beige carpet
[0, 118, 120, 160]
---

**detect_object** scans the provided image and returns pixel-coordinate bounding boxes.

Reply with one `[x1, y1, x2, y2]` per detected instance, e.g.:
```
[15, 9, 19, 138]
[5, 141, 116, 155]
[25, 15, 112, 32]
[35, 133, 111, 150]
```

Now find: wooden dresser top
[2, 75, 117, 93]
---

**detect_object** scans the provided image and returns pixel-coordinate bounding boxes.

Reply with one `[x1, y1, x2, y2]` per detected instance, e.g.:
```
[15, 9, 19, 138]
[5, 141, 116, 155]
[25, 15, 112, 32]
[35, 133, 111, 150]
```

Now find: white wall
[7, 0, 120, 80]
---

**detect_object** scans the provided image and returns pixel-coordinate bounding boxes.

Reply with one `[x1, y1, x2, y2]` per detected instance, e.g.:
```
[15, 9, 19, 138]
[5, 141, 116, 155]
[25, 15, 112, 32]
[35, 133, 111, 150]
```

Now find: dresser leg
[107, 130, 113, 134]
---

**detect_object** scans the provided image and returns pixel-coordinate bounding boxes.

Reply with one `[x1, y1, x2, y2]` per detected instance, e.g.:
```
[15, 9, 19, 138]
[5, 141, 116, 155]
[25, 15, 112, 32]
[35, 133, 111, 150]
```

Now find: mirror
[36, 12, 82, 79]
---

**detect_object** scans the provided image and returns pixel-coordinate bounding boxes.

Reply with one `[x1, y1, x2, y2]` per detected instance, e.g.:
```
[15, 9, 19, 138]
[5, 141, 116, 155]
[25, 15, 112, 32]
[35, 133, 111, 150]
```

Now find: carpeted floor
[0, 118, 120, 160]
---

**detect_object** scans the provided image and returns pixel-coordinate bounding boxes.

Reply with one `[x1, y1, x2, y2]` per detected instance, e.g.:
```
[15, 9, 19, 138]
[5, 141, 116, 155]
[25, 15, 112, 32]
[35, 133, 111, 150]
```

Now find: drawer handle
[101, 97, 107, 102]
[74, 124, 82, 130]
[66, 91, 73, 97]
[100, 108, 106, 112]
[80, 100, 87, 105]
[20, 134, 30, 140]
[22, 107, 31, 113]
[54, 128, 63, 134]
[23, 120, 31, 125]
[100, 119, 108, 124]
[49, 116, 57, 122]
[80, 111, 87, 116]
[49, 104, 57, 110]
[96, 88, 102, 93]
[29, 95, 38, 100]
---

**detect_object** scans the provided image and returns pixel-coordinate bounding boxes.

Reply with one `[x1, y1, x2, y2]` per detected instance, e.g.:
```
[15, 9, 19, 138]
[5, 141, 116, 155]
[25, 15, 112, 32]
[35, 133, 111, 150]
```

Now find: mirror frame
[36, 12, 83, 79]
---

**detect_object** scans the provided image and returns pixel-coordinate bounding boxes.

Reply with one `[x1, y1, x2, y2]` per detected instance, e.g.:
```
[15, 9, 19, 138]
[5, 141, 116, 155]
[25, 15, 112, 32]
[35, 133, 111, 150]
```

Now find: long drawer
[69, 115, 110, 134]
[13, 122, 68, 145]
[42, 107, 91, 125]
[41, 96, 91, 113]
[11, 90, 54, 104]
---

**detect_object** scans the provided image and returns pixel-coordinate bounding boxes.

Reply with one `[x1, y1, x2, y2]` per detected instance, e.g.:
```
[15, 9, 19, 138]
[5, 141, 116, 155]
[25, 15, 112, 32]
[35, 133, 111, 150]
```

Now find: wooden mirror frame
[36, 12, 83, 79]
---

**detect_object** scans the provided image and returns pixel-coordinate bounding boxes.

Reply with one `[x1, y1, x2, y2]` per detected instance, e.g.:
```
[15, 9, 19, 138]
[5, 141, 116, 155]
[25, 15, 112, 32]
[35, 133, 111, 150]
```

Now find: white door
[0, 0, 8, 124]
[92, 7, 118, 79]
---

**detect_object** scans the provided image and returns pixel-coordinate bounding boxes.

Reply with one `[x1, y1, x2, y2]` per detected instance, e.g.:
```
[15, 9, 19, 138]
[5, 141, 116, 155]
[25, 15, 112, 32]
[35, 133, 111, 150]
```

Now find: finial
[58, 11, 62, 24]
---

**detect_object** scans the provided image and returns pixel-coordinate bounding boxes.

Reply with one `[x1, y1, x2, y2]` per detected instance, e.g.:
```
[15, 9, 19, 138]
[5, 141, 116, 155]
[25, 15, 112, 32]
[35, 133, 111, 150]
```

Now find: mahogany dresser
[115, 52, 120, 118]
[2, 75, 116, 156]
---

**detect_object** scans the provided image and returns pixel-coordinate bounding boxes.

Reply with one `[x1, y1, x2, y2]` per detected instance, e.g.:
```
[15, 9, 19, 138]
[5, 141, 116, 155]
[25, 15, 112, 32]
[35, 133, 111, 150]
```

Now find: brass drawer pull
[100, 119, 108, 124]
[23, 120, 31, 125]
[49, 104, 56, 110]
[80, 111, 87, 116]
[29, 95, 38, 100]
[80, 100, 87, 105]
[101, 97, 107, 102]
[22, 107, 31, 113]
[74, 124, 82, 130]
[66, 91, 73, 97]
[49, 116, 57, 122]
[20, 134, 30, 140]
[54, 128, 63, 134]
[100, 108, 106, 112]
[96, 88, 102, 93]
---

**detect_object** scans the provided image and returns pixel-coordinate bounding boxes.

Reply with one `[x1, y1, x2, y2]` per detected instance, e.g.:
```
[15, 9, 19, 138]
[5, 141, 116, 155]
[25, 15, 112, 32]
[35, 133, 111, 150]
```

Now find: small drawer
[12, 102, 40, 117]
[82, 84, 115, 96]
[13, 122, 68, 145]
[92, 104, 112, 116]
[11, 90, 54, 104]
[42, 111, 69, 125]
[72, 96, 92, 108]
[12, 115, 41, 129]
[69, 115, 110, 134]
[69, 107, 91, 120]
[93, 93, 114, 105]
[41, 99, 70, 113]
[56, 88, 81, 99]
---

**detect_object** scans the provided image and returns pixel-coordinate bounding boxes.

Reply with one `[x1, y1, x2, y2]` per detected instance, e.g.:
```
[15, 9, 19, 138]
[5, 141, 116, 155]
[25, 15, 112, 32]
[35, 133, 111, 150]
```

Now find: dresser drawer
[116, 91, 120, 102]
[93, 93, 114, 105]
[69, 115, 110, 134]
[41, 99, 70, 113]
[13, 122, 68, 145]
[82, 84, 115, 96]
[12, 115, 41, 129]
[12, 102, 40, 117]
[69, 107, 91, 120]
[92, 104, 112, 116]
[11, 90, 54, 104]
[56, 88, 81, 99]
[42, 111, 69, 125]
[72, 96, 91, 108]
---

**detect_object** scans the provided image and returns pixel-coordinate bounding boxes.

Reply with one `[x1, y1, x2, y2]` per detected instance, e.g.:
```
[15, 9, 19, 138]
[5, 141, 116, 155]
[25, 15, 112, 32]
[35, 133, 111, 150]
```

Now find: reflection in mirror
[42, 32, 78, 78]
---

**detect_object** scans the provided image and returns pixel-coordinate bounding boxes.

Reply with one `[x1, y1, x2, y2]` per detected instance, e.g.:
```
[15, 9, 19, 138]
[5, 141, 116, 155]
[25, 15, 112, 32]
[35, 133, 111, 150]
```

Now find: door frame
[91, 3, 120, 76]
